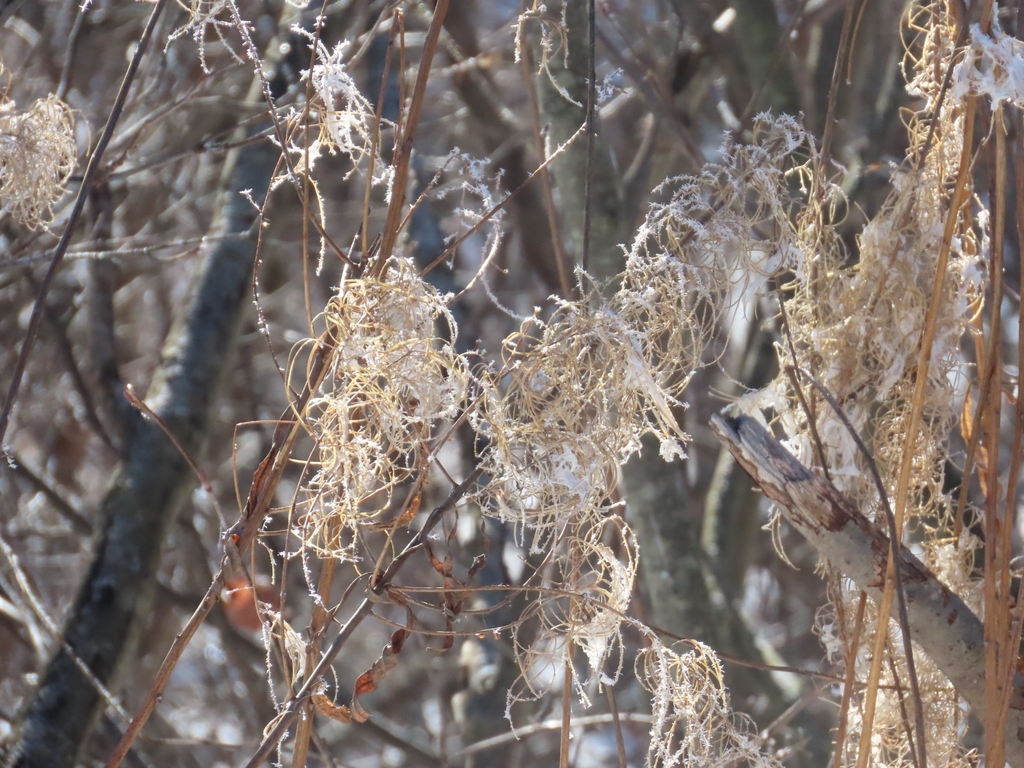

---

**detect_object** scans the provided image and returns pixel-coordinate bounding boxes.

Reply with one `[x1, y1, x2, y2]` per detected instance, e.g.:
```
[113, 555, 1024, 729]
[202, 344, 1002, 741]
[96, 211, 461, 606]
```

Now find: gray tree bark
[532, 0, 624, 283]
[6, 117, 277, 768]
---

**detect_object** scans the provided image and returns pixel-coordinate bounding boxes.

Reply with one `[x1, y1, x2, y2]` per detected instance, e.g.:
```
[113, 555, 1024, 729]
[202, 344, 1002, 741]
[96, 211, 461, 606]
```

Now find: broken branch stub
[709, 413, 1024, 766]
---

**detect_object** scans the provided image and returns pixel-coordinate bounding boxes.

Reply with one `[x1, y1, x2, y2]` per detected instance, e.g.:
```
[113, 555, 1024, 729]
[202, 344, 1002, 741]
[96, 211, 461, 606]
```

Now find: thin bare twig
[559, 642, 574, 768]
[819, 0, 858, 175]
[605, 682, 628, 768]
[831, 591, 867, 767]
[124, 384, 214, 496]
[2, 452, 92, 536]
[450, 713, 652, 761]
[372, 0, 450, 275]
[424, 124, 588, 283]
[519, 26, 571, 297]
[734, 0, 810, 133]
[20, 268, 116, 451]
[0, 0, 169, 447]
[0, 533, 131, 725]
[242, 468, 483, 768]
[778, 294, 833, 485]
[103, 338, 336, 768]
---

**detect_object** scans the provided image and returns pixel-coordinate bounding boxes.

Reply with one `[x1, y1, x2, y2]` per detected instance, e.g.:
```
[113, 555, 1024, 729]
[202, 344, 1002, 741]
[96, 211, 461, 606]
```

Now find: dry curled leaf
[352, 626, 407, 708]
[312, 689, 353, 724]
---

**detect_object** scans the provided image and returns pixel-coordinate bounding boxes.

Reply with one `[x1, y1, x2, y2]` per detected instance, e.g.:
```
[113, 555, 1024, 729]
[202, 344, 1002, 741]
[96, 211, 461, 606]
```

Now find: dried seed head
[505, 518, 637, 715]
[475, 301, 688, 551]
[620, 114, 810, 397]
[638, 637, 782, 768]
[306, 259, 467, 557]
[0, 95, 76, 230]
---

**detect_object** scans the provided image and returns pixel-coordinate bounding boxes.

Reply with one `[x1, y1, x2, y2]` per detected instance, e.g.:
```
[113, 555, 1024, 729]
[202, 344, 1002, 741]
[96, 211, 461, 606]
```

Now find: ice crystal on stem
[639, 637, 782, 768]
[303, 40, 379, 177]
[952, 22, 1024, 106]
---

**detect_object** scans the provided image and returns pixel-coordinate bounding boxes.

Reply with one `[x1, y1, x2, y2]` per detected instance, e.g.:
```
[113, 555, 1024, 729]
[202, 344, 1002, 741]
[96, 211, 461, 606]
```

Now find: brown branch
[372, 0, 450, 274]
[710, 413, 1024, 768]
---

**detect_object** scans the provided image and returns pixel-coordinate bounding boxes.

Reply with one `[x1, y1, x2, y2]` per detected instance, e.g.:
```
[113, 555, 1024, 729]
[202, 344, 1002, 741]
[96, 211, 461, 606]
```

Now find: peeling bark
[711, 413, 1024, 767]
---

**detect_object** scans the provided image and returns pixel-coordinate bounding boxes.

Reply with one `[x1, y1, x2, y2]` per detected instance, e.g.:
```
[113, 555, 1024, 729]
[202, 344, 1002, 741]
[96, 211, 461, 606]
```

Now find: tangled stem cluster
[306, 258, 466, 557]
[718, 3, 985, 766]
[0, 89, 76, 229]
[475, 299, 686, 552]
[296, 3, 993, 764]
[299, 106, 811, 768]
[638, 637, 782, 768]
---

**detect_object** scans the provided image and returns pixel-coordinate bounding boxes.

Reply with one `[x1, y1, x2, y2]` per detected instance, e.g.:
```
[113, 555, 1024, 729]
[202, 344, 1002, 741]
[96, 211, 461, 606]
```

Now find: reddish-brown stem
[103, 339, 334, 768]
[242, 467, 483, 767]
[372, 0, 451, 276]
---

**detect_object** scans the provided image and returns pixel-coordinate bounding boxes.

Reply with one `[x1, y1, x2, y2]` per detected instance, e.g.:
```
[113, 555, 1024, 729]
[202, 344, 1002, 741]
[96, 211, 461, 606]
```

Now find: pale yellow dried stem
[983, 101, 1008, 768]
[855, 92, 977, 768]
[833, 591, 867, 765]
[559, 643, 573, 768]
